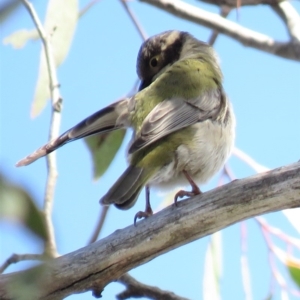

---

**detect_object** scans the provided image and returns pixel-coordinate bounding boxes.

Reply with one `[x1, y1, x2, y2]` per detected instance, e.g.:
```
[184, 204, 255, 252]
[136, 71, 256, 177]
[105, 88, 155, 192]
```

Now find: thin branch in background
[240, 221, 253, 300]
[120, 0, 148, 41]
[21, 0, 62, 257]
[87, 206, 109, 244]
[87, 79, 139, 244]
[256, 217, 300, 249]
[127, 78, 140, 96]
[117, 273, 189, 300]
[232, 147, 270, 173]
[140, 0, 300, 62]
[257, 217, 300, 297]
[0, 254, 44, 274]
[260, 225, 289, 294]
[217, 163, 235, 187]
[79, 0, 102, 18]
[208, 6, 231, 45]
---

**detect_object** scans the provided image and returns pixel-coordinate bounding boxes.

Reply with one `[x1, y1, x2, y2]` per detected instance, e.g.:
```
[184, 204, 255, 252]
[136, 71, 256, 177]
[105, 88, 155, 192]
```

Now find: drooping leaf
[0, 173, 47, 240]
[240, 221, 252, 300]
[2, 0, 78, 117]
[31, 0, 78, 117]
[203, 231, 222, 300]
[272, 244, 300, 289]
[85, 129, 126, 180]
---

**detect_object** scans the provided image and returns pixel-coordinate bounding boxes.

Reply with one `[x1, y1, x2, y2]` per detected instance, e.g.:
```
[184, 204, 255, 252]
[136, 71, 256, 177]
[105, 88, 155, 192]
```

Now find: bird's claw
[134, 208, 153, 226]
[174, 188, 202, 207]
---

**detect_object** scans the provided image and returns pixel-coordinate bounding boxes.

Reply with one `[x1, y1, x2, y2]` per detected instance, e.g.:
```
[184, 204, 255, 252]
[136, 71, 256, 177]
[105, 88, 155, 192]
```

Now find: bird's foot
[174, 170, 202, 206]
[174, 188, 201, 207]
[134, 206, 153, 226]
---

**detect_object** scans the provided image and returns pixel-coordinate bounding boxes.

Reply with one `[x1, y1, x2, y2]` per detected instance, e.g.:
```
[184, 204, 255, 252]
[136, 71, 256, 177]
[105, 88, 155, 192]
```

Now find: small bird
[16, 30, 235, 224]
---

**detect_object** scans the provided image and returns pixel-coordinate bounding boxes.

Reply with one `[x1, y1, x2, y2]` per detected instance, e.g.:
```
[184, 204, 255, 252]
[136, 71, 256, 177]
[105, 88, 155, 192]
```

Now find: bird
[16, 30, 235, 224]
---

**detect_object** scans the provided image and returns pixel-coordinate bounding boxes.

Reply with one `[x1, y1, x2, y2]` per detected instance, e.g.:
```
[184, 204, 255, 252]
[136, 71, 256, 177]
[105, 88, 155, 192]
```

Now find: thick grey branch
[0, 162, 299, 299]
[139, 0, 300, 61]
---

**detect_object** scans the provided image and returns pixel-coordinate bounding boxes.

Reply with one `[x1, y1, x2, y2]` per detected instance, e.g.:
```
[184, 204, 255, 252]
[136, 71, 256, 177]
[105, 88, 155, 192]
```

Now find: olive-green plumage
[16, 30, 235, 221]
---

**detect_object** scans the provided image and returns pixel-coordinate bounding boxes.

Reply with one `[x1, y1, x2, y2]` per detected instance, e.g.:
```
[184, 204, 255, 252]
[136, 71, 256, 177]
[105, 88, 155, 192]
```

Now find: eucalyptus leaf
[287, 263, 300, 288]
[31, 0, 78, 117]
[85, 129, 126, 180]
[0, 173, 47, 240]
[203, 231, 222, 300]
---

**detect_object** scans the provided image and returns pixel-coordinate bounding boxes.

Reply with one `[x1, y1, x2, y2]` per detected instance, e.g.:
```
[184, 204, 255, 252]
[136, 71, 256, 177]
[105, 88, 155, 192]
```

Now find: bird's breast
[149, 112, 235, 190]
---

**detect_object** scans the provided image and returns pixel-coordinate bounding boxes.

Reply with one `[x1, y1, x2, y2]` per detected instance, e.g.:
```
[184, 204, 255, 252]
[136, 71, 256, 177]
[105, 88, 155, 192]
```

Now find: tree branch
[0, 161, 299, 299]
[120, 0, 148, 41]
[0, 254, 44, 274]
[271, 1, 300, 42]
[21, 0, 62, 257]
[139, 0, 300, 61]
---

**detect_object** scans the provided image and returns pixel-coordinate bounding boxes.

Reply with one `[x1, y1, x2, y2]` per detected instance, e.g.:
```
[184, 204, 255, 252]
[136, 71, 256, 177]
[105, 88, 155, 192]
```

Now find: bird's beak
[139, 79, 151, 91]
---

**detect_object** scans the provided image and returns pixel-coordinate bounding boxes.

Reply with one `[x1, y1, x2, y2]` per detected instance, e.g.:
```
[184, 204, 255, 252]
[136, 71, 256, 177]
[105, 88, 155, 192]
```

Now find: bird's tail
[16, 99, 128, 167]
[100, 165, 153, 210]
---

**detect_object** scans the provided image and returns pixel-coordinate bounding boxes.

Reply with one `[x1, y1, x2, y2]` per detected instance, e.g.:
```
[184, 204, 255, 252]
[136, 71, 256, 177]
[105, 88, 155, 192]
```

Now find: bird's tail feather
[100, 165, 153, 210]
[16, 100, 128, 167]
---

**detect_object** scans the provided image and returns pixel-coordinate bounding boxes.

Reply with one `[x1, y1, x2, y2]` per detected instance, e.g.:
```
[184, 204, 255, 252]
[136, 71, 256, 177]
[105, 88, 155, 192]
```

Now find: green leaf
[0, 173, 47, 240]
[31, 0, 79, 117]
[288, 263, 300, 288]
[85, 129, 126, 180]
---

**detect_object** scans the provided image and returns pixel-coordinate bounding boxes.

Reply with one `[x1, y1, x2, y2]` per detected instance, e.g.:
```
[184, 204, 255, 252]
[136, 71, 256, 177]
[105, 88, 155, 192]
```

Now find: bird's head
[136, 30, 221, 90]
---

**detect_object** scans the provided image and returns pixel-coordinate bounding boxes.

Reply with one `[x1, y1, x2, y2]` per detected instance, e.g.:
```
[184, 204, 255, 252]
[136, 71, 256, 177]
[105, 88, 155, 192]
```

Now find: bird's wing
[16, 99, 129, 167]
[128, 88, 223, 154]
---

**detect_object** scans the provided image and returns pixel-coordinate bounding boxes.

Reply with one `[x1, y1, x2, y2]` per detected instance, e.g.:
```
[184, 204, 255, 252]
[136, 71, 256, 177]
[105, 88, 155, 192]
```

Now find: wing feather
[128, 88, 222, 153]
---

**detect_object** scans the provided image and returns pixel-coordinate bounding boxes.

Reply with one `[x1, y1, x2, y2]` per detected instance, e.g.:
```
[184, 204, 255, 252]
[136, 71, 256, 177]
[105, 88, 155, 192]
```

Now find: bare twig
[87, 206, 109, 244]
[87, 79, 139, 244]
[256, 217, 300, 296]
[0, 254, 44, 274]
[208, 6, 231, 45]
[120, 0, 148, 41]
[79, 0, 102, 18]
[117, 273, 189, 300]
[232, 147, 270, 173]
[21, 0, 62, 257]
[139, 0, 300, 61]
[0, 161, 299, 299]
[240, 222, 252, 300]
[256, 217, 300, 249]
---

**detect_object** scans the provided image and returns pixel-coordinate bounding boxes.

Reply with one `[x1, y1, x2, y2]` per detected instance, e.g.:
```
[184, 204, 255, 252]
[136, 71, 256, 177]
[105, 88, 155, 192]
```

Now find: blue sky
[1, 0, 300, 299]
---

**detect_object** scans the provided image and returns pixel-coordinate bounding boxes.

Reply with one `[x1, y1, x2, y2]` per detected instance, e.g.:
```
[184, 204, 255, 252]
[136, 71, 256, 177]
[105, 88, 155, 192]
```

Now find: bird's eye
[150, 56, 159, 68]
